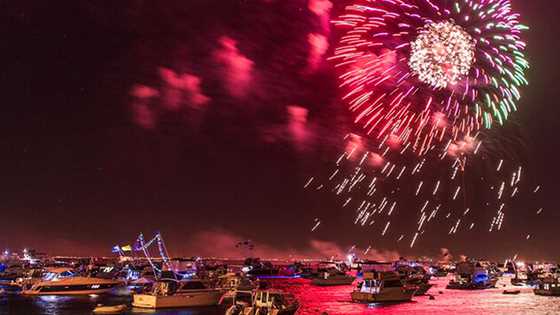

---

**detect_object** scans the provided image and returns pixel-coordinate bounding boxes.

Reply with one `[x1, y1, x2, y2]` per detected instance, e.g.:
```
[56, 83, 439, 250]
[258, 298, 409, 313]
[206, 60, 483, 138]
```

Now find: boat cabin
[358, 272, 404, 294]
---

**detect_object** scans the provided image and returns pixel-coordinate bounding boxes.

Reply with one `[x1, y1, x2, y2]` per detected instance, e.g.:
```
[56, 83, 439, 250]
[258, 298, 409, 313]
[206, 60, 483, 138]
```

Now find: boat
[93, 304, 127, 314]
[446, 261, 498, 290]
[225, 289, 299, 315]
[503, 289, 521, 295]
[311, 271, 355, 286]
[534, 277, 560, 296]
[396, 264, 432, 296]
[22, 276, 123, 295]
[132, 279, 223, 309]
[20, 267, 123, 296]
[243, 258, 279, 278]
[218, 273, 257, 303]
[351, 271, 416, 303]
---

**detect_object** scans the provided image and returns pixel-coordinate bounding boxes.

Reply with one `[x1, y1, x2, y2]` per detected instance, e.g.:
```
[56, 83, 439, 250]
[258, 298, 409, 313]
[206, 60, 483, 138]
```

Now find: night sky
[3, 0, 560, 261]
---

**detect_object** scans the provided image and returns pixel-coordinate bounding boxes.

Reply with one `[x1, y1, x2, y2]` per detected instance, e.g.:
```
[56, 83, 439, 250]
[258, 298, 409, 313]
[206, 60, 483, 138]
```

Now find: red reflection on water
[270, 277, 559, 315]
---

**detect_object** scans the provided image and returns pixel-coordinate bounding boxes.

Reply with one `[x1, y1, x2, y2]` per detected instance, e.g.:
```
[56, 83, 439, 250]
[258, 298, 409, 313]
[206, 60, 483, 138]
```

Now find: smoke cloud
[213, 36, 255, 99]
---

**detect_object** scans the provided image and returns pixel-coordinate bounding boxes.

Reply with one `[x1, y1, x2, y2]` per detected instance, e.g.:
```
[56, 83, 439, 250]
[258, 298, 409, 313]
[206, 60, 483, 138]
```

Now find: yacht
[225, 289, 299, 315]
[534, 277, 560, 296]
[446, 261, 498, 290]
[132, 279, 224, 309]
[21, 268, 123, 295]
[351, 271, 416, 303]
[218, 273, 256, 303]
[396, 264, 432, 295]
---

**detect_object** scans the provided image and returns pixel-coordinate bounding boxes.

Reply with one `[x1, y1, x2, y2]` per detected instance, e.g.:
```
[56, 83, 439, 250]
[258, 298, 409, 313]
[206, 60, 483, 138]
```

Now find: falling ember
[311, 219, 321, 232]
[452, 186, 461, 200]
[415, 181, 424, 196]
[410, 232, 419, 248]
[497, 159, 504, 172]
[382, 221, 391, 236]
[304, 177, 314, 188]
[432, 180, 441, 195]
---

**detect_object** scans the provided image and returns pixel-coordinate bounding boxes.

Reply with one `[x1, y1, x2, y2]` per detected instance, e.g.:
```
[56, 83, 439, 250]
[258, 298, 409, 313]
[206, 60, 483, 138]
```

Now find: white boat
[22, 276, 123, 295]
[132, 279, 223, 309]
[351, 271, 416, 303]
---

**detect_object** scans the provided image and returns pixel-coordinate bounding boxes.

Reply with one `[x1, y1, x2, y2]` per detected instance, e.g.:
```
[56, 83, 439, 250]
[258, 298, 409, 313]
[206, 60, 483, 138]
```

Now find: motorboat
[218, 273, 256, 303]
[310, 271, 355, 286]
[396, 264, 432, 296]
[351, 271, 416, 303]
[243, 258, 279, 278]
[510, 261, 540, 286]
[132, 279, 223, 309]
[446, 261, 498, 290]
[225, 289, 299, 315]
[534, 277, 560, 296]
[503, 289, 521, 295]
[22, 276, 123, 295]
[21, 268, 123, 295]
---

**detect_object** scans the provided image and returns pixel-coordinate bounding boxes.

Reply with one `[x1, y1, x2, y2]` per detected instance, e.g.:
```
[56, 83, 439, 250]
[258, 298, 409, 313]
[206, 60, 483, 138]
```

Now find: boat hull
[534, 289, 560, 296]
[22, 278, 123, 296]
[226, 305, 299, 315]
[93, 304, 128, 314]
[311, 277, 355, 286]
[132, 289, 223, 309]
[351, 288, 415, 303]
[23, 287, 118, 296]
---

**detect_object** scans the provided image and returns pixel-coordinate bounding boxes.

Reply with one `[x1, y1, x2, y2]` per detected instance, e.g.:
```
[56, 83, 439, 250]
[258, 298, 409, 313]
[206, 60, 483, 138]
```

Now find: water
[2, 277, 560, 315]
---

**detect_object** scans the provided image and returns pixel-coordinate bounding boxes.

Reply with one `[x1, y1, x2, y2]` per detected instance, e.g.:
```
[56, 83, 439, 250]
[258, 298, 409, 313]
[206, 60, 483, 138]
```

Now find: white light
[409, 21, 475, 89]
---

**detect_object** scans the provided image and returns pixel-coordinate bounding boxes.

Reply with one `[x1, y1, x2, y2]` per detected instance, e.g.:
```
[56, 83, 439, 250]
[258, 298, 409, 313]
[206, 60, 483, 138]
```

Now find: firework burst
[331, 0, 529, 155]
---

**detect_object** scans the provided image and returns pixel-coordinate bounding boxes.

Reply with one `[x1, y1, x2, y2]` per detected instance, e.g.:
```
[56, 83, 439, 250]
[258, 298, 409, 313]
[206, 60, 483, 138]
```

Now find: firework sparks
[409, 21, 475, 89]
[332, 0, 529, 155]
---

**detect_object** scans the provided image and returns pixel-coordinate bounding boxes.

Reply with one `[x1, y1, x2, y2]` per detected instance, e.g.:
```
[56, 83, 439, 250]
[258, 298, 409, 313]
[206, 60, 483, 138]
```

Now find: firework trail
[306, 126, 541, 248]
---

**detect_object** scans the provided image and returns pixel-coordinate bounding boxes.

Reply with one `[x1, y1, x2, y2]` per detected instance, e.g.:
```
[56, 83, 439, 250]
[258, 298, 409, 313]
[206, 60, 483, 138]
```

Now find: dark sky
[3, 0, 560, 261]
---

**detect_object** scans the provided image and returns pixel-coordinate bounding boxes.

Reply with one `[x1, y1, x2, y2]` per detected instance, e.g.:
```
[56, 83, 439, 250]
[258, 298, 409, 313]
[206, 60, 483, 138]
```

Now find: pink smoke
[387, 134, 402, 150]
[345, 133, 365, 160]
[308, 0, 332, 34]
[159, 67, 210, 110]
[307, 33, 329, 72]
[287, 105, 310, 151]
[171, 230, 399, 261]
[130, 84, 159, 129]
[447, 135, 478, 158]
[369, 153, 385, 168]
[213, 37, 254, 99]
[308, 0, 332, 16]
